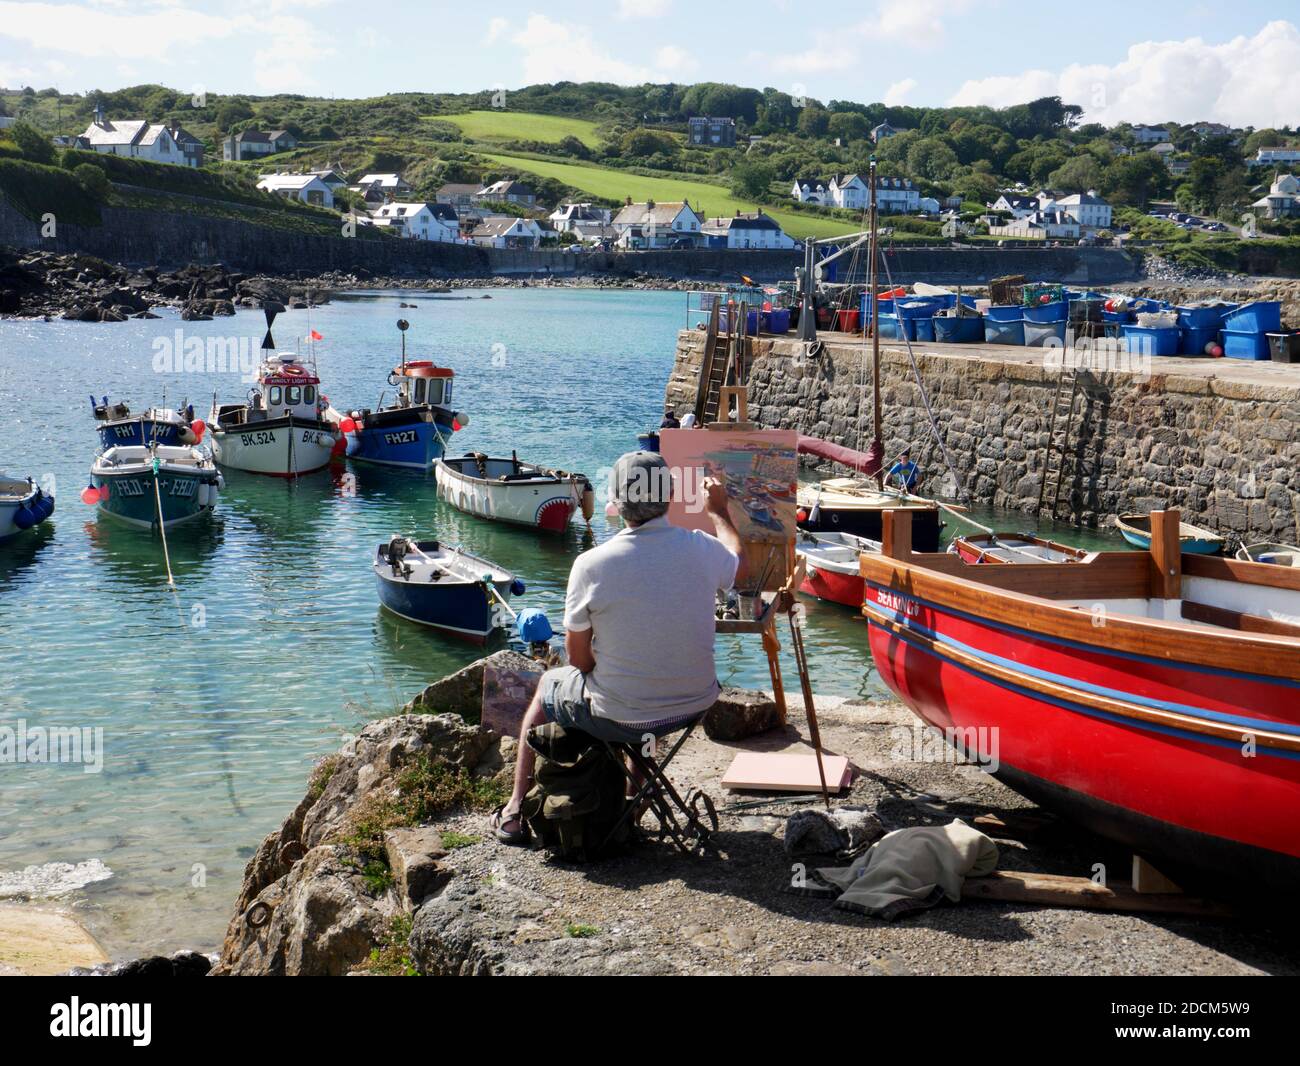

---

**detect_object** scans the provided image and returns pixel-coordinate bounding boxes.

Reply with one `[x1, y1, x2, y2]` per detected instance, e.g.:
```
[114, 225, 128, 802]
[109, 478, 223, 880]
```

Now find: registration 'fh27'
[207, 307, 342, 478]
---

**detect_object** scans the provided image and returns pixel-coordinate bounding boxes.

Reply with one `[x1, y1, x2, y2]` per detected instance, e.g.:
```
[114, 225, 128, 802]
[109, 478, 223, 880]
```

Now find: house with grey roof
[75, 106, 197, 167]
[701, 211, 795, 249]
[611, 200, 701, 248]
[223, 129, 297, 162]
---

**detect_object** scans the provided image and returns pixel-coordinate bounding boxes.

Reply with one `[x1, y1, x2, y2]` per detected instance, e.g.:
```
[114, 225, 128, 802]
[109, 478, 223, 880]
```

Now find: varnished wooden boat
[949, 532, 1089, 565]
[861, 509, 1300, 896]
[1116, 512, 1224, 554]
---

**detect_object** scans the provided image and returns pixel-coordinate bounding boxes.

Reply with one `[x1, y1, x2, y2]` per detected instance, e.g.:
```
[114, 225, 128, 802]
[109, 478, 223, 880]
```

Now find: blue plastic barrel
[1178, 326, 1218, 356]
[1024, 319, 1067, 347]
[1221, 329, 1271, 359]
[914, 317, 935, 342]
[768, 308, 790, 334]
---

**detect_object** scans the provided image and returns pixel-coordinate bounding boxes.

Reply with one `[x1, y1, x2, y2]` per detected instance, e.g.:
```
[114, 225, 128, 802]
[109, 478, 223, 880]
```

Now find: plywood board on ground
[721, 752, 851, 793]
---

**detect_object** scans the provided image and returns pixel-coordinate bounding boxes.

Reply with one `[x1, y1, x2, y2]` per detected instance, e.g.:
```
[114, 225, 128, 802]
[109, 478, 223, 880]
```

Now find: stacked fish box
[1122, 309, 1181, 357]
[1220, 301, 1281, 360]
[1176, 302, 1234, 356]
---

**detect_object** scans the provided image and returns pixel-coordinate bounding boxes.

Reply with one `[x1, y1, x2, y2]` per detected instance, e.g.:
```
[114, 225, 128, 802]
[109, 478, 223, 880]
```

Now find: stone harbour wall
[665, 330, 1300, 544]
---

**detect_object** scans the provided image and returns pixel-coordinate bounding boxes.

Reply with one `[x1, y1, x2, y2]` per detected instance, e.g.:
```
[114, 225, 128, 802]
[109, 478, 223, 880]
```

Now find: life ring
[281, 364, 306, 376]
[387, 371, 403, 386]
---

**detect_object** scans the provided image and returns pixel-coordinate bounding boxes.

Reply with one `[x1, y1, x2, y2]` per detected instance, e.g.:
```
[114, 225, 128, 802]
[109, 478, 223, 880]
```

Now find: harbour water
[0, 287, 1122, 958]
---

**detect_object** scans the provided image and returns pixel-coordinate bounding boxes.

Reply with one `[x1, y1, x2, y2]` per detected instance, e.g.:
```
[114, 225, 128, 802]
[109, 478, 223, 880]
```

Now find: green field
[480, 153, 862, 240]
[437, 111, 604, 148]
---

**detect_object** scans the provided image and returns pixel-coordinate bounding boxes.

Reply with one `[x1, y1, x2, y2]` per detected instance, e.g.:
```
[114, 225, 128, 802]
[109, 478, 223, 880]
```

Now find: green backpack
[520, 723, 633, 860]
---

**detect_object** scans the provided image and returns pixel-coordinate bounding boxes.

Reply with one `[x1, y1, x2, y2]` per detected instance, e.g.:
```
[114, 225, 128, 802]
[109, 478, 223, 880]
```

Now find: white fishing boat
[795, 530, 880, 608]
[209, 352, 341, 477]
[0, 475, 54, 540]
[435, 452, 594, 533]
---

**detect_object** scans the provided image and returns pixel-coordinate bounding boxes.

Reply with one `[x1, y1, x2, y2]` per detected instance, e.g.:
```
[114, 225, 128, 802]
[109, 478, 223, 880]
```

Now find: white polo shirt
[563, 516, 739, 725]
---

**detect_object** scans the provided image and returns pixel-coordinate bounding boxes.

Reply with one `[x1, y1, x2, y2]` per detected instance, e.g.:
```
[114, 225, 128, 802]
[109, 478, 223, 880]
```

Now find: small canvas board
[481, 661, 546, 737]
[721, 751, 852, 793]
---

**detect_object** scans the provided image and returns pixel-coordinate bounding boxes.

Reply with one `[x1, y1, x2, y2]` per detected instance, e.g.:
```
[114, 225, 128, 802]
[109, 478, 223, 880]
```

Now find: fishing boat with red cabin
[860, 508, 1300, 894]
[327, 320, 469, 470]
[207, 309, 341, 478]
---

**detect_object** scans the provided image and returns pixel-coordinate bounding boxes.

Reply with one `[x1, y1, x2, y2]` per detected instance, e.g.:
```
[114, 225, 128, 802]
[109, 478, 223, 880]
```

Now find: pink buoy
[338, 417, 357, 435]
[80, 485, 99, 505]
[190, 418, 206, 441]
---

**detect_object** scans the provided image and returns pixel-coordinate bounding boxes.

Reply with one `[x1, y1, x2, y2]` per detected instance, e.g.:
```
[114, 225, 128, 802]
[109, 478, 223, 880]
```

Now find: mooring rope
[151, 452, 176, 587]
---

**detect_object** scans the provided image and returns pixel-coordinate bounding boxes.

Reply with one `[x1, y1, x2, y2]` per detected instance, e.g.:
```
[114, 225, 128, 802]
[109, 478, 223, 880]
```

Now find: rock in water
[403, 648, 537, 720]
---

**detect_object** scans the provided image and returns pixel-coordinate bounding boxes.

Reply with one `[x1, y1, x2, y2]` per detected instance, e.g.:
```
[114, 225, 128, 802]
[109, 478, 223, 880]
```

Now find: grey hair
[617, 496, 670, 524]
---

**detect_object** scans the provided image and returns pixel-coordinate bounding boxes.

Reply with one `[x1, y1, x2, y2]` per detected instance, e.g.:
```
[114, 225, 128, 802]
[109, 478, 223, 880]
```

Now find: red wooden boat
[795, 530, 880, 607]
[861, 509, 1300, 895]
[949, 531, 1089, 565]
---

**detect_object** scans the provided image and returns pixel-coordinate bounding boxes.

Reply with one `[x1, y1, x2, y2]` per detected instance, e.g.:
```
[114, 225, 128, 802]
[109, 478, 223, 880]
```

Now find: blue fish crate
[933, 315, 984, 343]
[876, 313, 901, 340]
[1024, 300, 1067, 322]
[767, 307, 790, 334]
[914, 317, 936, 342]
[896, 297, 943, 319]
[984, 304, 1022, 322]
[1177, 304, 1230, 330]
[1179, 325, 1218, 356]
[1122, 325, 1180, 356]
[1023, 319, 1067, 347]
[983, 317, 1025, 345]
[1222, 301, 1282, 333]
[1221, 329, 1271, 360]
[1101, 308, 1134, 324]
[862, 295, 895, 320]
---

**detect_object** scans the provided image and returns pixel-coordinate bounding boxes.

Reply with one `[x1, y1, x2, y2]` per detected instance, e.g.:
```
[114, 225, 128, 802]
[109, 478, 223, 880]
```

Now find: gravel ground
[432, 697, 1299, 976]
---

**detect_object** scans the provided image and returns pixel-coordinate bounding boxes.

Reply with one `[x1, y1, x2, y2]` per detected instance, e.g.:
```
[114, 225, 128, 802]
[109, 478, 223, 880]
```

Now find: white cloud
[772, 44, 858, 75]
[949, 20, 1300, 128]
[618, 0, 672, 18]
[484, 17, 509, 44]
[883, 77, 917, 106]
[654, 45, 696, 75]
[496, 14, 688, 85]
[868, 0, 971, 43]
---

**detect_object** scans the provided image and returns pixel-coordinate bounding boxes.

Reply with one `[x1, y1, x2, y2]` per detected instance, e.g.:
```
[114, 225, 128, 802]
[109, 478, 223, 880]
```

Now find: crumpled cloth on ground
[784, 806, 883, 861]
[813, 819, 998, 921]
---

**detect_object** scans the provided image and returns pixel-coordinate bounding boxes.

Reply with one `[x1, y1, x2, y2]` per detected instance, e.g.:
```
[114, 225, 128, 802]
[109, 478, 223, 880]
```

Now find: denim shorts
[539, 666, 706, 744]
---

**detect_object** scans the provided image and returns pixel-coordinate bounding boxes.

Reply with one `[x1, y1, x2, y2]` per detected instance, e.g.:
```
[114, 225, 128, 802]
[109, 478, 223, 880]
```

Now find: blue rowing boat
[1116, 512, 1224, 554]
[373, 537, 522, 642]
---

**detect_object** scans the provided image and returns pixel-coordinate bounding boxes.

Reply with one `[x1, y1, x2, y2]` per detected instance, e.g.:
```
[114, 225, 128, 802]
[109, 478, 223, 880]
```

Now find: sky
[1, 0, 1297, 128]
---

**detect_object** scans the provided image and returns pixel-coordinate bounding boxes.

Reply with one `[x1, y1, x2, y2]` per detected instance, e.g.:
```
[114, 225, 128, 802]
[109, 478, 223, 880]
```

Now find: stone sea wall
[665, 331, 1300, 543]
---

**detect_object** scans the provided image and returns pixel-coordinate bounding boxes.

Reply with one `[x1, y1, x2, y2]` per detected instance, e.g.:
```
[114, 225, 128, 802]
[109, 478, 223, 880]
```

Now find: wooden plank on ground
[961, 870, 1235, 919]
[721, 752, 851, 793]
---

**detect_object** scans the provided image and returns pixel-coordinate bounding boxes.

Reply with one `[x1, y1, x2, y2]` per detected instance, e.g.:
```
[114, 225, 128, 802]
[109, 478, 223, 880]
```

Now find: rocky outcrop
[702, 688, 783, 741]
[69, 950, 214, 977]
[402, 648, 537, 719]
[212, 711, 504, 976]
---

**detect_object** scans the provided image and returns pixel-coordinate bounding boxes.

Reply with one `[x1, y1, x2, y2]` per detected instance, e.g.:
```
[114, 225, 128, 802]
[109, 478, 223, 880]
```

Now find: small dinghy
[91, 396, 202, 451]
[795, 530, 880, 608]
[436, 452, 593, 533]
[1238, 542, 1300, 568]
[949, 532, 1090, 565]
[0, 475, 55, 540]
[1116, 513, 1224, 554]
[90, 445, 221, 530]
[327, 320, 469, 470]
[373, 536, 523, 642]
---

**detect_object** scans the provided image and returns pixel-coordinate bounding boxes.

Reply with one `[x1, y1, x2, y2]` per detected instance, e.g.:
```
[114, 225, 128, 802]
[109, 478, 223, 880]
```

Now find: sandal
[490, 804, 529, 846]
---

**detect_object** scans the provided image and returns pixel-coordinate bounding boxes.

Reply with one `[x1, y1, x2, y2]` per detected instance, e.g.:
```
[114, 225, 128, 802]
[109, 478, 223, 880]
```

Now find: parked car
[668, 237, 694, 250]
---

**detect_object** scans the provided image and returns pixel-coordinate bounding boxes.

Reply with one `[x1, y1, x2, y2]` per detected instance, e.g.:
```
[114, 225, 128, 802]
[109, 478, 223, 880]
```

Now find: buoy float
[338, 417, 357, 435]
[81, 485, 99, 506]
[330, 435, 347, 457]
[796, 507, 809, 523]
[13, 505, 34, 529]
[190, 418, 206, 441]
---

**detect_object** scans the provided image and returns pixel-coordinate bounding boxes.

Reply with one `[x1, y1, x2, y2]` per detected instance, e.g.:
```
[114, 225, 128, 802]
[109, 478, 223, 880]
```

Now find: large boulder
[403, 648, 538, 721]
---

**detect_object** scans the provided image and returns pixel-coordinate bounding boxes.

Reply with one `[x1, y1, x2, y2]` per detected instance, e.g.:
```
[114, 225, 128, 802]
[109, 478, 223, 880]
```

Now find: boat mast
[868, 157, 883, 487]
[397, 318, 409, 371]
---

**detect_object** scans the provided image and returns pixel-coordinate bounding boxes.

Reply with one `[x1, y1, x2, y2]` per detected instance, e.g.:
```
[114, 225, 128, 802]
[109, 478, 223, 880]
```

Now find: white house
[830, 174, 868, 210]
[1131, 124, 1171, 145]
[477, 179, 536, 208]
[991, 193, 1039, 219]
[917, 197, 942, 216]
[1249, 147, 1300, 169]
[989, 211, 1080, 240]
[876, 176, 920, 214]
[223, 129, 297, 162]
[701, 212, 796, 250]
[1149, 141, 1179, 158]
[1251, 174, 1300, 220]
[871, 121, 899, 143]
[352, 173, 413, 197]
[611, 201, 701, 248]
[549, 202, 611, 232]
[256, 173, 334, 209]
[75, 107, 196, 167]
[470, 216, 543, 249]
[369, 201, 461, 241]
[1056, 190, 1112, 230]
[791, 177, 832, 205]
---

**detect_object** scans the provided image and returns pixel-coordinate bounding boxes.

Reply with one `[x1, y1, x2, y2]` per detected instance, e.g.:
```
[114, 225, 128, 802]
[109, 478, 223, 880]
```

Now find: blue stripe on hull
[346, 420, 448, 470]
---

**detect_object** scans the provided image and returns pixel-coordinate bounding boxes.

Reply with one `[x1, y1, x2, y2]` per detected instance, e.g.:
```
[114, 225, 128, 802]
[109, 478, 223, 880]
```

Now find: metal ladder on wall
[693, 300, 740, 424]
[1037, 364, 1083, 518]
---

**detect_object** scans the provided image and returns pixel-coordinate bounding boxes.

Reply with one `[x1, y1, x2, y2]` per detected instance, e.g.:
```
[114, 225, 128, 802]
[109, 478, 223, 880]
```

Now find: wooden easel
[708, 385, 833, 807]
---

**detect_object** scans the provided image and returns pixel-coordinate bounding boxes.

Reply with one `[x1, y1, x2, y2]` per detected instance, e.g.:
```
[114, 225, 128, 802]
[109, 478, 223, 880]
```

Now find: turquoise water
[0, 287, 1121, 959]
